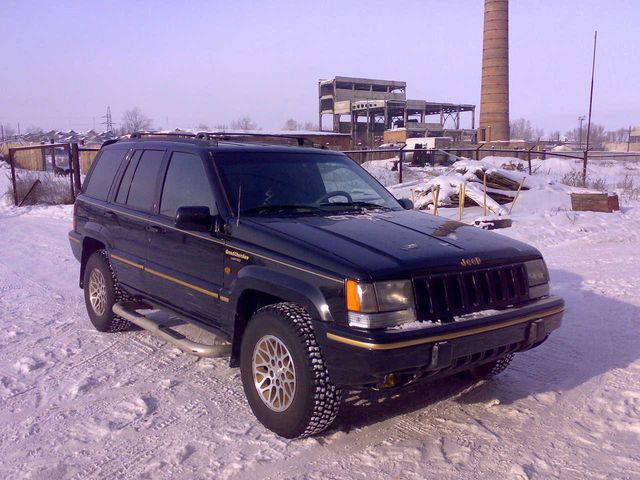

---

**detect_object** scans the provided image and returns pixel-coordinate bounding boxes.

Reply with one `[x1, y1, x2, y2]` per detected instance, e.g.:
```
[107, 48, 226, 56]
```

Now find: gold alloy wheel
[252, 335, 296, 412]
[88, 268, 107, 316]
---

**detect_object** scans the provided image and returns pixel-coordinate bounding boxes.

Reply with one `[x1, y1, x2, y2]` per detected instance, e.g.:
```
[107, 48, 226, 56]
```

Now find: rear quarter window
[83, 149, 128, 201]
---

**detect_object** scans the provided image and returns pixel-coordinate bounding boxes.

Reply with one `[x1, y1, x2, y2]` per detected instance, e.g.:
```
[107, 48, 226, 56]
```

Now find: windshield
[214, 152, 402, 216]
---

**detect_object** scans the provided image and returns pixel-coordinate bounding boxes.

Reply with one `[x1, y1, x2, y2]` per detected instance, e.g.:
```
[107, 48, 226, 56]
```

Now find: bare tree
[605, 128, 629, 143]
[549, 130, 561, 142]
[213, 124, 228, 132]
[303, 121, 318, 131]
[1, 123, 16, 139]
[26, 126, 44, 134]
[195, 123, 210, 131]
[231, 116, 257, 131]
[283, 118, 301, 130]
[510, 118, 543, 141]
[565, 123, 606, 149]
[121, 107, 153, 133]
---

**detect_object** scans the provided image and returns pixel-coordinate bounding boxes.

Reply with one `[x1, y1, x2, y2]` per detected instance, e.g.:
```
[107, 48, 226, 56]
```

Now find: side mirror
[175, 206, 212, 232]
[398, 198, 414, 210]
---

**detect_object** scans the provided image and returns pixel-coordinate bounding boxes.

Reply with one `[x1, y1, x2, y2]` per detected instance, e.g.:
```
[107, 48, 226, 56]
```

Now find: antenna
[236, 184, 242, 227]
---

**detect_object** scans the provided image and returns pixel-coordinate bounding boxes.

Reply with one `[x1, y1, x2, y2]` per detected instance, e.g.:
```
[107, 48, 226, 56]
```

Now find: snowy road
[0, 204, 639, 479]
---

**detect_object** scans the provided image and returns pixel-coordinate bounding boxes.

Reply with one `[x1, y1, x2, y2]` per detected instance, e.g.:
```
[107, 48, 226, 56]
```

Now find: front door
[145, 150, 225, 326]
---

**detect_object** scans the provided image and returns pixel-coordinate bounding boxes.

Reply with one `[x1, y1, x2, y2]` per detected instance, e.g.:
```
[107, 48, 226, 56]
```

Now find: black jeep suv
[69, 133, 564, 438]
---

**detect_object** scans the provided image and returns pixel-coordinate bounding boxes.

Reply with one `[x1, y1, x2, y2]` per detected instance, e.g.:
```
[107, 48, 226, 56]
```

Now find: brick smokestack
[480, 0, 510, 142]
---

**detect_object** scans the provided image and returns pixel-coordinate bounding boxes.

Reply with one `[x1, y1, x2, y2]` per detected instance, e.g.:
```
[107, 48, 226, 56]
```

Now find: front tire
[468, 353, 514, 380]
[240, 303, 342, 438]
[83, 250, 130, 332]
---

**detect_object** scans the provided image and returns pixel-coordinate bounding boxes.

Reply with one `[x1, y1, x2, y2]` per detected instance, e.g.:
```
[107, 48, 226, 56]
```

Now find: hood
[240, 209, 541, 280]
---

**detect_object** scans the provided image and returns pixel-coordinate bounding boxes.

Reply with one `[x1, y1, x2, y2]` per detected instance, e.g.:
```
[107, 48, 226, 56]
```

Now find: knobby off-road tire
[468, 353, 514, 380]
[83, 250, 131, 332]
[240, 303, 342, 438]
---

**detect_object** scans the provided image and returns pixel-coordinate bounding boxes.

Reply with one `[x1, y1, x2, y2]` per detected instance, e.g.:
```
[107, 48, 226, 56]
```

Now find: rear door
[108, 149, 166, 293]
[145, 150, 225, 326]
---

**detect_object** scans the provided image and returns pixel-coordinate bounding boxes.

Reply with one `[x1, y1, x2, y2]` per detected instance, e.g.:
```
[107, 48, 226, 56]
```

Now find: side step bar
[113, 301, 231, 358]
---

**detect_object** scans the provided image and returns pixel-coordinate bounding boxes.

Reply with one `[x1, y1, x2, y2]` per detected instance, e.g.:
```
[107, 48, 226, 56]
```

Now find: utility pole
[578, 115, 585, 149]
[583, 30, 597, 186]
[628, 126, 632, 153]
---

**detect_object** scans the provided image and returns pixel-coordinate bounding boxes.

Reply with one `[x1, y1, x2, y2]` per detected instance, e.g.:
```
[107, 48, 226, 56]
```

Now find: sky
[1, 0, 638, 135]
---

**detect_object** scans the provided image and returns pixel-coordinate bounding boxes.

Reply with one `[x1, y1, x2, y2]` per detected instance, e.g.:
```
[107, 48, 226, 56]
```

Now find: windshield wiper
[242, 204, 324, 216]
[318, 201, 391, 211]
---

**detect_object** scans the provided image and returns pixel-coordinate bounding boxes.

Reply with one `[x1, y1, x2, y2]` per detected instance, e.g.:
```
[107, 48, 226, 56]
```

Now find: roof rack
[196, 131, 314, 147]
[130, 131, 197, 139]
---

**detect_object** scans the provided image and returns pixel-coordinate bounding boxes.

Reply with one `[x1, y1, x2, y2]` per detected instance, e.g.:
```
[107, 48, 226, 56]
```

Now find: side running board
[113, 301, 232, 358]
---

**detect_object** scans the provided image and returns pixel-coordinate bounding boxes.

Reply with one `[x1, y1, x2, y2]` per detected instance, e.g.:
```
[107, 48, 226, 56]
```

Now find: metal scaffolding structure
[319, 76, 475, 147]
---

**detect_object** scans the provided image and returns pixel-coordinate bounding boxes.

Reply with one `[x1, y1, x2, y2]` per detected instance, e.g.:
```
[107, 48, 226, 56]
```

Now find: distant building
[630, 127, 640, 143]
[318, 76, 475, 147]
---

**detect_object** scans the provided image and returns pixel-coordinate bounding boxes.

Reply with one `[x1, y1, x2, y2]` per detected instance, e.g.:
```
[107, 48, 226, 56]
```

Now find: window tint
[84, 149, 127, 200]
[160, 152, 216, 218]
[115, 150, 142, 204]
[126, 150, 164, 211]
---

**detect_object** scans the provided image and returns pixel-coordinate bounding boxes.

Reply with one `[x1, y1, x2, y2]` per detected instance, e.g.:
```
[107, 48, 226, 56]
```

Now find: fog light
[377, 373, 397, 389]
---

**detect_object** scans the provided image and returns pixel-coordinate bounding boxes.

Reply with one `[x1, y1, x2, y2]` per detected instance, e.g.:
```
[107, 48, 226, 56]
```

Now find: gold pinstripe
[326, 306, 565, 351]
[79, 198, 343, 284]
[68, 235, 81, 244]
[110, 254, 221, 300]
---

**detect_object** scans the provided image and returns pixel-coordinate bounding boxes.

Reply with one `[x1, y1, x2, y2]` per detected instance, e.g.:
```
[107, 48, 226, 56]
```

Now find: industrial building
[318, 76, 476, 147]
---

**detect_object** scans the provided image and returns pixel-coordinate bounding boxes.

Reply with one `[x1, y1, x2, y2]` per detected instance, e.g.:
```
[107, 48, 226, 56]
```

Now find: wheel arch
[80, 236, 107, 288]
[229, 266, 333, 367]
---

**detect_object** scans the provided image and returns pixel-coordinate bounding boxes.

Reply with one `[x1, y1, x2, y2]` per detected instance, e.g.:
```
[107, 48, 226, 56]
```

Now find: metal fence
[7, 142, 99, 206]
[342, 147, 640, 186]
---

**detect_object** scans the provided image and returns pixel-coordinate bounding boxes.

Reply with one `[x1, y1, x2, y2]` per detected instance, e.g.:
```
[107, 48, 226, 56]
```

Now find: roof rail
[130, 131, 197, 139]
[196, 131, 314, 147]
[100, 138, 120, 148]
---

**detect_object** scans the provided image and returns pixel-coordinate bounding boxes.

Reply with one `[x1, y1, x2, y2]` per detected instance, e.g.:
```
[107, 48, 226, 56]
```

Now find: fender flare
[231, 265, 334, 323]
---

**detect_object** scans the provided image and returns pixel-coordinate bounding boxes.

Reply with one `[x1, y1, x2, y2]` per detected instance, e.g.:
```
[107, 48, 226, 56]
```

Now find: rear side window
[84, 149, 128, 200]
[114, 150, 142, 204]
[160, 152, 217, 218]
[126, 150, 165, 211]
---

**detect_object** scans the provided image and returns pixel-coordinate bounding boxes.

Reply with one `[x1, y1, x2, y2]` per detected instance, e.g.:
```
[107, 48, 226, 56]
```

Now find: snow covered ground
[1, 160, 640, 479]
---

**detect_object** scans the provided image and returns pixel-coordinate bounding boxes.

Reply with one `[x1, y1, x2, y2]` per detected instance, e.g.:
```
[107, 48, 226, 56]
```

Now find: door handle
[104, 210, 116, 218]
[145, 225, 164, 234]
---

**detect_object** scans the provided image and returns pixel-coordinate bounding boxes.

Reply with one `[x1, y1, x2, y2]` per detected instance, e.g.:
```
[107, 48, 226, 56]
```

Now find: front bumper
[315, 295, 564, 387]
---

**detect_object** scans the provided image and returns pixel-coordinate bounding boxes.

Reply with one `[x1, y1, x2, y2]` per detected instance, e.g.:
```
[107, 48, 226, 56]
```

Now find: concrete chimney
[479, 0, 510, 142]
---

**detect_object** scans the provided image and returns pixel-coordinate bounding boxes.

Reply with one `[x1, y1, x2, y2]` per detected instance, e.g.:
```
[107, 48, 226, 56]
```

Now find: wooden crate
[570, 193, 619, 213]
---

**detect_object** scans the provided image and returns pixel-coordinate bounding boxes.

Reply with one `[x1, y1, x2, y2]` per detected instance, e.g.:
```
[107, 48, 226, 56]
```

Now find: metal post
[578, 116, 585, 149]
[398, 146, 405, 184]
[583, 30, 597, 185]
[71, 143, 82, 194]
[9, 149, 18, 205]
[66, 144, 74, 198]
[527, 145, 536, 175]
[628, 126, 631, 152]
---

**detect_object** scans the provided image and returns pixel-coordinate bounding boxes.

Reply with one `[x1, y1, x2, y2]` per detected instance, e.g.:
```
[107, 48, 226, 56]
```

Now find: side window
[114, 150, 142, 204]
[160, 152, 217, 218]
[126, 150, 165, 211]
[83, 149, 127, 201]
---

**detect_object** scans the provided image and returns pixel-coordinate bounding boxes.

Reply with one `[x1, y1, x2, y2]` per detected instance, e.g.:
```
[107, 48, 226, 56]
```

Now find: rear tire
[468, 353, 514, 380]
[83, 250, 130, 332]
[240, 303, 342, 438]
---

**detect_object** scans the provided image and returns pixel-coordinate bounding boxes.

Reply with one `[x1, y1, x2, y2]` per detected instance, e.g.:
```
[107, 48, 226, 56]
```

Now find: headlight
[525, 259, 550, 299]
[525, 259, 549, 286]
[346, 279, 416, 329]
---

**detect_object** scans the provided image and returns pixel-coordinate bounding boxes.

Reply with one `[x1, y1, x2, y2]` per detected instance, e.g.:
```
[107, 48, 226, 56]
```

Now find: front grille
[414, 263, 529, 320]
